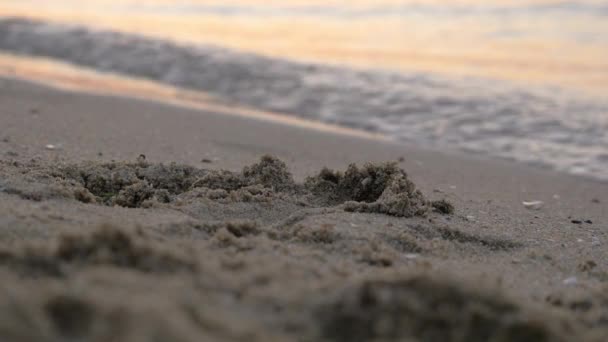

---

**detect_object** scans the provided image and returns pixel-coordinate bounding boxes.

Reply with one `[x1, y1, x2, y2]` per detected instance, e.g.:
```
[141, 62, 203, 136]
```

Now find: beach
[1, 76, 607, 341]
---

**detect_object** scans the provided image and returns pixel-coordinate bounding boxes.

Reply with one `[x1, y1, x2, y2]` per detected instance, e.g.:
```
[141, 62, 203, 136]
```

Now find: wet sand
[1, 77, 607, 341]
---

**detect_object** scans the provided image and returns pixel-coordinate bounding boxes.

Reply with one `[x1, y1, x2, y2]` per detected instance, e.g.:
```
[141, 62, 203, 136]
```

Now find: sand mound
[0, 225, 195, 277]
[305, 162, 431, 217]
[319, 275, 570, 342]
[547, 286, 608, 337]
[192, 155, 294, 192]
[3, 156, 445, 219]
[57, 160, 204, 206]
[342, 172, 429, 217]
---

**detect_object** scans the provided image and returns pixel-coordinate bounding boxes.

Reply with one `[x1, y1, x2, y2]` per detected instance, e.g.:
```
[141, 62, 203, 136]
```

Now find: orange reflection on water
[0, 53, 385, 140]
[1, 0, 607, 97]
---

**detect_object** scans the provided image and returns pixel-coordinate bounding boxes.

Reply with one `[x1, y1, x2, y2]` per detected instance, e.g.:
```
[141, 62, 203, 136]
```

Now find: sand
[1, 76, 607, 341]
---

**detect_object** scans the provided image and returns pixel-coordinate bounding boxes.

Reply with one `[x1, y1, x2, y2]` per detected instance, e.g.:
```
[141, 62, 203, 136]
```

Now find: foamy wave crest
[1, 18, 607, 181]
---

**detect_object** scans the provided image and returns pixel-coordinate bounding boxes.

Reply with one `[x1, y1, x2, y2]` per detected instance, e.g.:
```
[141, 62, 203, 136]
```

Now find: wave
[1, 17, 607, 181]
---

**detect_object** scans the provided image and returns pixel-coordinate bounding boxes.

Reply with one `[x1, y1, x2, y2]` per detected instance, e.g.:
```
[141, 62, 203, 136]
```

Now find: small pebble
[591, 198, 600, 204]
[201, 158, 213, 163]
[1, 137, 9, 143]
[34, 204, 50, 211]
[465, 215, 476, 222]
[563, 277, 578, 286]
[398, 156, 405, 162]
[571, 220, 582, 224]
[523, 200, 544, 210]
[585, 220, 593, 224]
[404, 253, 419, 259]
[45, 144, 58, 150]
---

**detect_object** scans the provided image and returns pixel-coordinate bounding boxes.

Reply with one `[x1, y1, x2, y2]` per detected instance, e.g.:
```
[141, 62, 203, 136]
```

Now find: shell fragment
[523, 200, 544, 210]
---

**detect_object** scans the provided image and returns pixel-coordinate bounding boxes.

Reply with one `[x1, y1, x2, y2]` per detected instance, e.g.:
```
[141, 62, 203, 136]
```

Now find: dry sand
[1, 77, 607, 341]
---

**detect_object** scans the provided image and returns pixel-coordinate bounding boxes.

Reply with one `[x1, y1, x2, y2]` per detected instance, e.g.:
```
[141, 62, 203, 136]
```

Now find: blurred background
[2, 0, 607, 93]
[1, 0, 607, 180]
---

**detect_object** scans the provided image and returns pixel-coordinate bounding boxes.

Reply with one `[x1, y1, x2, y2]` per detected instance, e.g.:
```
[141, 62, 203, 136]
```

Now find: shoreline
[2, 51, 607, 185]
[2, 17, 607, 183]
[0, 53, 386, 142]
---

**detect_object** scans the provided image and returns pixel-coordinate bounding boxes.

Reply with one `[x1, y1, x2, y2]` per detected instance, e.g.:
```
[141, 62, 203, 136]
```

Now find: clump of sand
[241, 155, 295, 191]
[192, 155, 294, 192]
[306, 162, 430, 217]
[546, 285, 608, 333]
[56, 161, 205, 207]
[318, 275, 571, 342]
[431, 199, 455, 214]
[0, 224, 196, 277]
[5, 156, 448, 219]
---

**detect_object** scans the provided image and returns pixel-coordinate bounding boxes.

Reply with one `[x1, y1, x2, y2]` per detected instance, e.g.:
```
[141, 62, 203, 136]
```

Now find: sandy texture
[1, 77, 607, 341]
